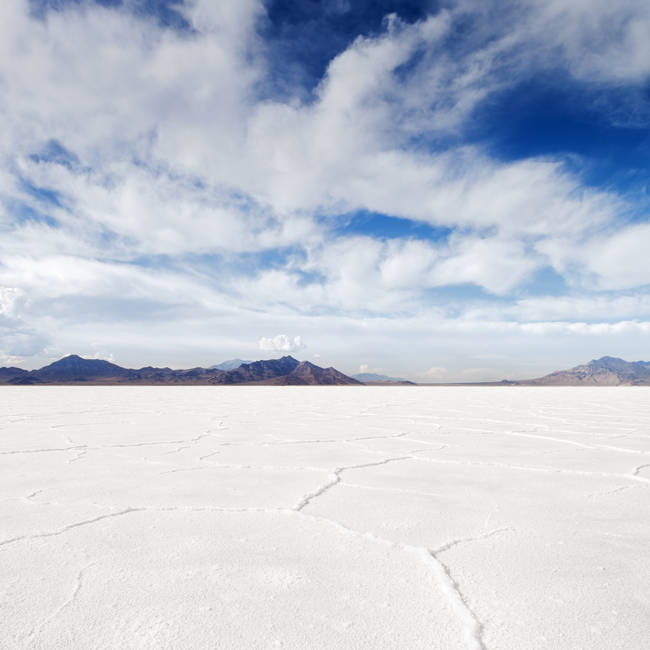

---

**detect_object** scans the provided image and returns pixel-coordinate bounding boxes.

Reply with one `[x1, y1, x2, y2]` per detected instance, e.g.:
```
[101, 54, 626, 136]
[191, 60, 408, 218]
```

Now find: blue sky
[2, 0, 650, 379]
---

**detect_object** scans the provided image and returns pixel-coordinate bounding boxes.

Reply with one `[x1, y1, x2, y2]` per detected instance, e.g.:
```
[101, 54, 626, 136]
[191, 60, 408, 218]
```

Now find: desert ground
[1, 386, 649, 649]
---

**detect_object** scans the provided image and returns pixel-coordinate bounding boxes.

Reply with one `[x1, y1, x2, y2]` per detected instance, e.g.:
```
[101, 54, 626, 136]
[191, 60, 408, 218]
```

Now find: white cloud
[0, 0, 649, 373]
[258, 335, 306, 353]
[429, 235, 540, 295]
[526, 0, 650, 83]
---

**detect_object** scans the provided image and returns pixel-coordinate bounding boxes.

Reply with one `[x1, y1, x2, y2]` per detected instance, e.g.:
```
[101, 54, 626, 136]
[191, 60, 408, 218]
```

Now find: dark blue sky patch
[469, 74, 650, 192]
[259, 0, 440, 97]
[131, 0, 189, 30]
[332, 210, 451, 241]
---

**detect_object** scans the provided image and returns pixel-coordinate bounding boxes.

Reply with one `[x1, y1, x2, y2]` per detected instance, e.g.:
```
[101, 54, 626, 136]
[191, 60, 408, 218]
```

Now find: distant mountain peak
[589, 356, 625, 366]
[353, 372, 411, 384]
[527, 356, 650, 386]
[210, 358, 252, 371]
[33, 354, 129, 381]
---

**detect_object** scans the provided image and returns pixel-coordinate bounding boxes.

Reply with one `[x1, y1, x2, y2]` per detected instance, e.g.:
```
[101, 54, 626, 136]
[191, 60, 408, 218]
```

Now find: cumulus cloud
[258, 335, 306, 353]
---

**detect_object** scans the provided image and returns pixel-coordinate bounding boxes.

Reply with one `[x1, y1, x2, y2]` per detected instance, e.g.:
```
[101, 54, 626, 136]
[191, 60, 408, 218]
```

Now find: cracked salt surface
[1, 387, 649, 649]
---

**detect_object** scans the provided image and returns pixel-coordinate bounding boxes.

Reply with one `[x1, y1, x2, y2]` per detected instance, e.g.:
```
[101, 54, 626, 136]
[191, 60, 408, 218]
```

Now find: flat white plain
[1, 386, 649, 649]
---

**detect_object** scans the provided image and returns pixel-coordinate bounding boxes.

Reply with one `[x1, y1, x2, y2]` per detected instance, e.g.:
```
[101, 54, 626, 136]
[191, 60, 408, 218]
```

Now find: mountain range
[2, 355, 650, 386]
[0, 355, 361, 386]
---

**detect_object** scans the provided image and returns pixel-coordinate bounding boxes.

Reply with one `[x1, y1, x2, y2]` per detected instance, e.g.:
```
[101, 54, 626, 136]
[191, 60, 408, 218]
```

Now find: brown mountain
[0, 354, 360, 386]
[216, 356, 301, 384]
[262, 361, 363, 385]
[524, 356, 650, 386]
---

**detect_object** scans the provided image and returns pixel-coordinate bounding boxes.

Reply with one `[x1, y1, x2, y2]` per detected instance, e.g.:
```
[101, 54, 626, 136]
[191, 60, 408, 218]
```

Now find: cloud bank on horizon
[1, 0, 650, 380]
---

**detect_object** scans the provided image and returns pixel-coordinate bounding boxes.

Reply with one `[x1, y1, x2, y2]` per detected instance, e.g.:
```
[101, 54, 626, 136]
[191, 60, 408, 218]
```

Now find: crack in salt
[68, 449, 87, 464]
[0, 497, 498, 649]
[159, 444, 191, 456]
[294, 456, 412, 511]
[418, 548, 486, 650]
[417, 528, 514, 650]
[0, 509, 141, 548]
[0, 445, 87, 456]
[292, 510, 490, 650]
[433, 527, 513, 555]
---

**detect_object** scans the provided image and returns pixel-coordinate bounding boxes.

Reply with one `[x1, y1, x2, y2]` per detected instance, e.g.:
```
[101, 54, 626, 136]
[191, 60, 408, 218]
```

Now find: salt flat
[1, 387, 649, 649]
